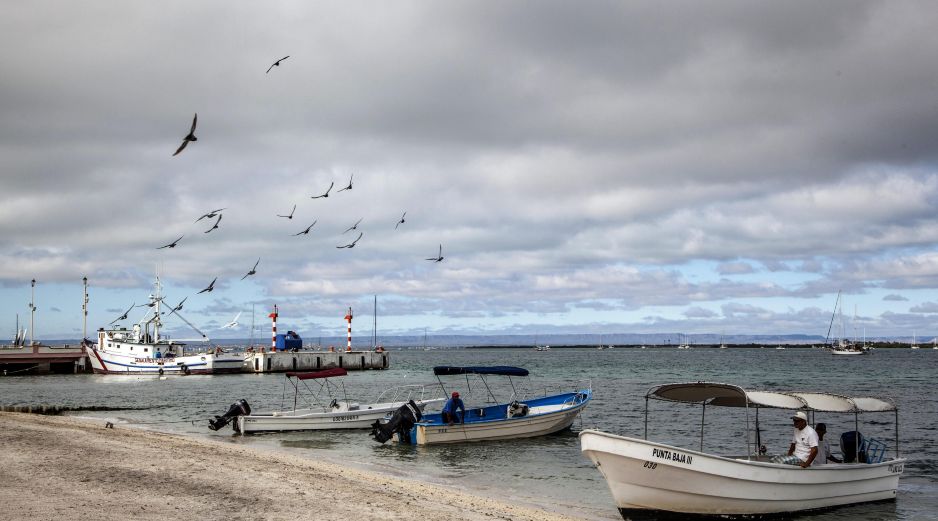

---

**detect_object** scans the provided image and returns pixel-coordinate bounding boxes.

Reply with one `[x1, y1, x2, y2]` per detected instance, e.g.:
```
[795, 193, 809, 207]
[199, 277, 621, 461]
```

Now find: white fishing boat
[86, 277, 243, 375]
[209, 368, 444, 433]
[580, 382, 904, 518]
[373, 366, 591, 445]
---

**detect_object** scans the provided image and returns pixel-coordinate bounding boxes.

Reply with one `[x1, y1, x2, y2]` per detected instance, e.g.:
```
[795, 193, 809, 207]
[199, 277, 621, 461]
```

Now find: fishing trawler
[85, 277, 243, 375]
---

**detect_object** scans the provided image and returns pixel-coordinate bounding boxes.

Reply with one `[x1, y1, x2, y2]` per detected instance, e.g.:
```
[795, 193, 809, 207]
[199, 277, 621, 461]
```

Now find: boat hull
[404, 390, 591, 445]
[237, 400, 440, 433]
[579, 430, 903, 516]
[86, 344, 243, 375]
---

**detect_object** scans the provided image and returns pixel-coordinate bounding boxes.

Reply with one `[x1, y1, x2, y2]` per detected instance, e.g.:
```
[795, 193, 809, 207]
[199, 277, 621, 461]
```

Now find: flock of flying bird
[123, 55, 444, 328]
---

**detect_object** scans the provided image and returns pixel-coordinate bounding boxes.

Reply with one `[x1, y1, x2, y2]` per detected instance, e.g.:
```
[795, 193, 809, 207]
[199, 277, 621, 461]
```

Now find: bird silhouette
[310, 182, 333, 199]
[195, 208, 225, 223]
[337, 232, 363, 249]
[110, 303, 135, 324]
[157, 236, 184, 249]
[203, 213, 222, 233]
[172, 113, 198, 156]
[426, 244, 443, 262]
[266, 55, 290, 74]
[337, 173, 353, 192]
[197, 277, 217, 294]
[343, 218, 363, 234]
[277, 204, 296, 219]
[172, 297, 187, 312]
[293, 221, 317, 236]
[241, 258, 260, 280]
[395, 211, 406, 230]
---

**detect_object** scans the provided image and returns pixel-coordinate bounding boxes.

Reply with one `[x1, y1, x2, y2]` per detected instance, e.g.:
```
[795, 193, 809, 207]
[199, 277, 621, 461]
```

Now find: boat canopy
[285, 368, 348, 380]
[647, 382, 896, 413]
[433, 366, 529, 377]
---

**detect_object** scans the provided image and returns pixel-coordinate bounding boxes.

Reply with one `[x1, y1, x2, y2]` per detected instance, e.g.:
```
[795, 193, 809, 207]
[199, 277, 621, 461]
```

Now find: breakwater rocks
[0, 404, 154, 415]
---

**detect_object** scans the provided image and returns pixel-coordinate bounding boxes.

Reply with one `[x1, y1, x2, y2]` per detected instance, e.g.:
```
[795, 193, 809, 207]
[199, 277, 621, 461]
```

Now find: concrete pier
[243, 350, 389, 373]
[0, 344, 87, 375]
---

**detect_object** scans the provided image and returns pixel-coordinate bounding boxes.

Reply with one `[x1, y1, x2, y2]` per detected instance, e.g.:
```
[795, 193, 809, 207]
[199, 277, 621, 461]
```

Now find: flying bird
[426, 244, 444, 262]
[310, 182, 333, 199]
[293, 221, 317, 236]
[337, 173, 353, 193]
[203, 213, 222, 233]
[195, 208, 225, 223]
[157, 236, 184, 249]
[197, 277, 217, 294]
[222, 311, 242, 329]
[395, 211, 406, 230]
[172, 297, 187, 312]
[266, 55, 290, 74]
[277, 205, 296, 219]
[343, 218, 363, 234]
[241, 258, 260, 280]
[110, 303, 135, 324]
[172, 113, 198, 156]
[336, 232, 363, 249]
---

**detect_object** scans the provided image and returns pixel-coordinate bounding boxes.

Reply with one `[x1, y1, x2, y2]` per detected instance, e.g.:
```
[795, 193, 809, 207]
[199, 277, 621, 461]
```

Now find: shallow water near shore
[1, 347, 936, 520]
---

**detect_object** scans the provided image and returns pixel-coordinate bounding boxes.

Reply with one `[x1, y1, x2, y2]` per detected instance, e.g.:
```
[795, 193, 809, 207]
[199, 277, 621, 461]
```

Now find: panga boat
[86, 277, 243, 375]
[580, 382, 904, 518]
[373, 365, 591, 445]
[208, 368, 443, 433]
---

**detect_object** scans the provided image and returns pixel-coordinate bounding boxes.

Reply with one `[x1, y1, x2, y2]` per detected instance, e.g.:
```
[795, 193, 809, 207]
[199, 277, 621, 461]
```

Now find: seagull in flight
[337, 232, 363, 249]
[172, 113, 198, 156]
[426, 244, 444, 262]
[197, 277, 217, 294]
[195, 208, 225, 223]
[266, 55, 290, 74]
[222, 311, 242, 329]
[241, 258, 260, 280]
[337, 173, 353, 193]
[157, 236, 184, 249]
[277, 204, 296, 219]
[110, 303, 135, 324]
[172, 297, 187, 312]
[343, 218, 362, 234]
[395, 211, 406, 230]
[293, 221, 317, 236]
[310, 182, 333, 199]
[203, 213, 222, 233]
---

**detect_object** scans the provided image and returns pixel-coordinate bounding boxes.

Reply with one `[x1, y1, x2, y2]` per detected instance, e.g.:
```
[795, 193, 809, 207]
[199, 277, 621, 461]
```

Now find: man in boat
[813, 423, 842, 465]
[441, 391, 465, 426]
[785, 411, 818, 468]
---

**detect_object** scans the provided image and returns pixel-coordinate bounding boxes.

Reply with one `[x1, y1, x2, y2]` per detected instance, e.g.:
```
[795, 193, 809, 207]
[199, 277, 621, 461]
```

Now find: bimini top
[647, 382, 896, 413]
[433, 366, 529, 377]
[285, 368, 348, 380]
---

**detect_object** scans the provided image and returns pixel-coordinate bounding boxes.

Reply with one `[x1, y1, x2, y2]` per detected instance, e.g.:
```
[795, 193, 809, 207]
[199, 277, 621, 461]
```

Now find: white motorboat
[86, 277, 242, 375]
[580, 382, 904, 518]
[373, 366, 591, 445]
[209, 368, 444, 433]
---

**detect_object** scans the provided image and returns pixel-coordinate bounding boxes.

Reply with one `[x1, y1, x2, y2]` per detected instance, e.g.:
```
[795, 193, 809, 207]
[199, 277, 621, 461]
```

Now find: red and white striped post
[345, 307, 353, 351]
[269, 305, 279, 352]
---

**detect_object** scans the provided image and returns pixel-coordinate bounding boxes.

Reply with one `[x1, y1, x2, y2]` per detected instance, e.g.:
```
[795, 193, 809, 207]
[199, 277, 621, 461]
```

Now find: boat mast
[82, 276, 88, 340]
[373, 294, 377, 350]
[29, 279, 36, 346]
[249, 303, 255, 349]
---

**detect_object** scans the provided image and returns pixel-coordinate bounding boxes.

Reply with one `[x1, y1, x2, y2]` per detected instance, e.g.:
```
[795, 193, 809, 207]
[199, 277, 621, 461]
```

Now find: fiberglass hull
[579, 429, 903, 517]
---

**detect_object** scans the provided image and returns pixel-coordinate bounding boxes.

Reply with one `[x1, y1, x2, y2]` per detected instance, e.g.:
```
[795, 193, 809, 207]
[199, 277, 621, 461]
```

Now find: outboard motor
[371, 400, 422, 444]
[208, 399, 251, 432]
[840, 431, 867, 463]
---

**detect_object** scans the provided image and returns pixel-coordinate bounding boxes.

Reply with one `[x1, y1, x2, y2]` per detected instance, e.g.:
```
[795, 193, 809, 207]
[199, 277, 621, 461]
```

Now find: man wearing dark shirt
[442, 391, 465, 425]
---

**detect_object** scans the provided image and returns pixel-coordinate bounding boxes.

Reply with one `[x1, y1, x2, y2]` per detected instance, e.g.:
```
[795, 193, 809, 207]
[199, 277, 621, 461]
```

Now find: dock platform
[0, 344, 88, 375]
[243, 350, 389, 373]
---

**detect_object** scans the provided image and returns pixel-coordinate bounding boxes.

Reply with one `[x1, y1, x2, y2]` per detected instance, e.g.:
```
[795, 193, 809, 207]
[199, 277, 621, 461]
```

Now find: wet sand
[0, 412, 586, 521]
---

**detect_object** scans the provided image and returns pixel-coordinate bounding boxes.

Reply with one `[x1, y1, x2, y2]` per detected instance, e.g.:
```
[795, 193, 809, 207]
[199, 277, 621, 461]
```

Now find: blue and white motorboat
[373, 365, 591, 445]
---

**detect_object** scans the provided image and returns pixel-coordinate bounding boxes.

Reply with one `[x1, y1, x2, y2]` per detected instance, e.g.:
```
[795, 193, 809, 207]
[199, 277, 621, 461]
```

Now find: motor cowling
[208, 399, 251, 431]
[371, 400, 422, 444]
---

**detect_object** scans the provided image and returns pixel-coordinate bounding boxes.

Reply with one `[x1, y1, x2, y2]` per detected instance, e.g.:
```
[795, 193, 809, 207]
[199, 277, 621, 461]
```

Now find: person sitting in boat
[771, 411, 818, 467]
[813, 423, 842, 465]
[441, 391, 465, 426]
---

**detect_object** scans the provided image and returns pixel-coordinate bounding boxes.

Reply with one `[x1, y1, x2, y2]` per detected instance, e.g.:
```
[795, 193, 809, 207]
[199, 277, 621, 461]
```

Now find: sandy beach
[0, 412, 587, 521]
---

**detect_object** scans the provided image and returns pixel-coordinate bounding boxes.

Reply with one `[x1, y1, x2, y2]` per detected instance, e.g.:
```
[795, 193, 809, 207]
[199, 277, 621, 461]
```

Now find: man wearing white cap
[785, 411, 819, 468]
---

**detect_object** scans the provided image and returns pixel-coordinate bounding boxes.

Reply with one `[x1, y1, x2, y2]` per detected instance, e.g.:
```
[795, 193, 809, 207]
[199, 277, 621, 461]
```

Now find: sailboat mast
[249, 303, 255, 349]
[82, 276, 88, 340]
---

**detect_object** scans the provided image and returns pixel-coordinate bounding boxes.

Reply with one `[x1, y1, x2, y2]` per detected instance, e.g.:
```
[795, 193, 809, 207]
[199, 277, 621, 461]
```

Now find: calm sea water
[1, 348, 936, 520]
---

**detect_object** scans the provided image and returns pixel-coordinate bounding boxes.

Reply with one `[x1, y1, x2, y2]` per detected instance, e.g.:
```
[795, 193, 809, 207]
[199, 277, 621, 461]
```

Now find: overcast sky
[3, 1, 938, 341]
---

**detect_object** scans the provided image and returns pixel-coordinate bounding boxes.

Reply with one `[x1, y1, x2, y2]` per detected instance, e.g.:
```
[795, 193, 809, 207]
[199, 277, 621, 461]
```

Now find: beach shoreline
[0, 411, 587, 521]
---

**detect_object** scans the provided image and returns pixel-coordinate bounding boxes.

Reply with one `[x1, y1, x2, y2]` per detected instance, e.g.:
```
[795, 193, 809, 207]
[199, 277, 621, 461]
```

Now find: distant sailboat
[719, 331, 727, 349]
[910, 331, 919, 350]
